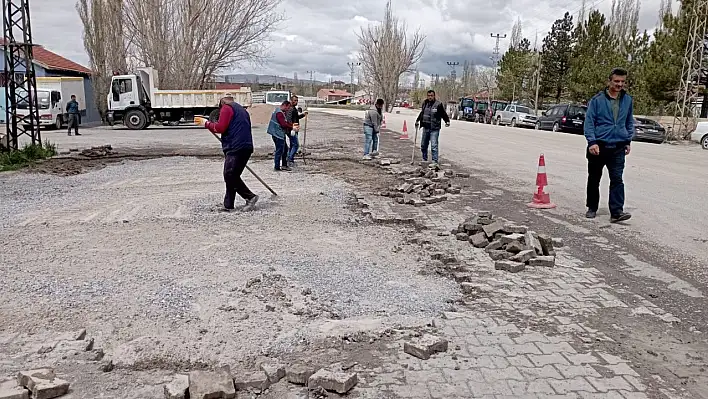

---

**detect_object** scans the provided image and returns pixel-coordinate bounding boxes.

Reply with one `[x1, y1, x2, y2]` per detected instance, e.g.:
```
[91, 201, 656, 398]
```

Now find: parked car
[535, 104, 587, 133]
[496, 104, 538, 128]
[632, 117, 666, 144]
[691, 121, 708, 149]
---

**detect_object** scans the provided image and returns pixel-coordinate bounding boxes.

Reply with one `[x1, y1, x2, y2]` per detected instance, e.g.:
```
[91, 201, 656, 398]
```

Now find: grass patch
[0, 140, 57, 172]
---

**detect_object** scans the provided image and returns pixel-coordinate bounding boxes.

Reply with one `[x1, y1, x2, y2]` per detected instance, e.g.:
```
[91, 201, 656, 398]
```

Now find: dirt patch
[248, 104, 276, 126]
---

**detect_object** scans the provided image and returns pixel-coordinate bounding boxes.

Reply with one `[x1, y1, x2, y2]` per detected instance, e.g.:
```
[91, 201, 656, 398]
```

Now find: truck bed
[151, 90, 252, 109]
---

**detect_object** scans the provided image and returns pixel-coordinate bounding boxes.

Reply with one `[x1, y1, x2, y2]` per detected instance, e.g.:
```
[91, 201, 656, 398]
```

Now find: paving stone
[503, 223, 528, 234]
[495, 260, 525, 273]
[17, 369, 69, 399]
[484, 240, 503, 251]
[529, 256, 556, 267]
[455, 232, 469, 241]
[586, 376, 634, 392]
[463, 221, 482, 233]
[506, 241, 525, 254]
[525, 231, 543, 255]
[453, 272, 474, 283]
[537, 234, 555, 255]
[188, 369, 236, 399]
[488, 250, 514, 260]
[308, 369, 357, 394]
[469, 233, 489, 248]
[259, 362, 285, 383]
[500, 233, 525, 245]
[233, 371, 270, 391]
[556, 364, 602, 378]
[0, 380, 28, 399]
[509, 250, 536, 264]
[285, 364, 315, 385]
[552, 237, 564, 247]
[549, 377, 597, 394]
[461, 282, 484, 295]
[404, 334, 449, 360]
[483, 220, 505, 238]
[164, 374, 188, 399]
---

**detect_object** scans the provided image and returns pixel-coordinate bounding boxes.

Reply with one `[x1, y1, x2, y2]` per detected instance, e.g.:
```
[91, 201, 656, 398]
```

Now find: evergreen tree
[540, 12, 574, 102]
[497, 38, 534, 102]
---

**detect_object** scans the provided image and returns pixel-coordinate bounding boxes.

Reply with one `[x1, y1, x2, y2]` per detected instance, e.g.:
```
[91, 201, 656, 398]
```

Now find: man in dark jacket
[415, 90, 450, 167]
[267, 101, 294, 171]
[66, 95, 81, 136]
[286, 95, 308, 166]
[203, 93, 258, 211]
[584, 68, 634, 223]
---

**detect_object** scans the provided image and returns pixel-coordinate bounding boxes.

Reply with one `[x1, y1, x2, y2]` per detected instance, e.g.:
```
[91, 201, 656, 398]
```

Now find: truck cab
[16, 88, 63, 129]
[264, 90, 290, 105]
[456, 97, 476, 121]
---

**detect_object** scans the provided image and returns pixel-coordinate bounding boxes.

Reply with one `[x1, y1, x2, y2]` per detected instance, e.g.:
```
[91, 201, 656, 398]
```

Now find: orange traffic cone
[399, 120, 409, 139]
[381, 114, 387, 129]
[527, 154, 556, 209]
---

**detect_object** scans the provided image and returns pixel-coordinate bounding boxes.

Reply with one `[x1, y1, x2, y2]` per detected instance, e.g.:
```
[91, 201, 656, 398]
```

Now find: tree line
[495, 0, 705, 117]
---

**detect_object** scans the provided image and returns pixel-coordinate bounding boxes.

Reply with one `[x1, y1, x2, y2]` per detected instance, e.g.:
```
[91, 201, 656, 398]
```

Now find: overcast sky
[32, 0, 670, 82]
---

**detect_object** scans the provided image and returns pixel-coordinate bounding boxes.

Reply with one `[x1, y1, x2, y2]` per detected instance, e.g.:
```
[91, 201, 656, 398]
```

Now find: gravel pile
[0, 156, 456, 372]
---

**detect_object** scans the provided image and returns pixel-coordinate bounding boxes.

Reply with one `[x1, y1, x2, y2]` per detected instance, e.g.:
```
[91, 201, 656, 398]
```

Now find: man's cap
[223, 92, 234, 98]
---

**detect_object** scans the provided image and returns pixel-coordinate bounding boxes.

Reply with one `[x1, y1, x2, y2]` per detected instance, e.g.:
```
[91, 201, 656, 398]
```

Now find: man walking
[202, 93, 259, 211]
[362, 98, 384, 160]
[584, 67, 634, 223]
[286, 95, 308, 167]
[267, 101, 294, 171]
[66, 95, 81, 136]
[415, 90, 450, 167]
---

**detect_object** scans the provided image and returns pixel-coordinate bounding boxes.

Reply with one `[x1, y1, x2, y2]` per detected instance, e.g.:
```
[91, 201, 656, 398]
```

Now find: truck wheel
[511, 118, 516, 127]
[495, 116, 501, 125]
[125, 110, 147, 130]
[701, 134, 708, 150]
[55, 116, 62, 130]
[209, 109, 220, 123]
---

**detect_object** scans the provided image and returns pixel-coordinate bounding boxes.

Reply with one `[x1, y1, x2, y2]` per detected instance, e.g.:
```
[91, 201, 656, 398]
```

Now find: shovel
[410, 125, 419, 165]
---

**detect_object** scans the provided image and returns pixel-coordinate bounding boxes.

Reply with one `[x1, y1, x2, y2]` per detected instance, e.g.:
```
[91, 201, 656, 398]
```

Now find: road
[320, 107, 708, 301]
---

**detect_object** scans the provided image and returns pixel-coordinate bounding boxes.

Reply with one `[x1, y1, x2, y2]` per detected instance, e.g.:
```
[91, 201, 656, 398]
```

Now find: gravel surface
[0, 156, 456, 374]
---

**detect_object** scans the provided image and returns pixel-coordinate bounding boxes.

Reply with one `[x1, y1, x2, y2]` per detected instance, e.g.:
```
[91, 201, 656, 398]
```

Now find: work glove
[445, 122, 450, 127]
[414, 122, 419, 129]
[194, 116, 207, 127]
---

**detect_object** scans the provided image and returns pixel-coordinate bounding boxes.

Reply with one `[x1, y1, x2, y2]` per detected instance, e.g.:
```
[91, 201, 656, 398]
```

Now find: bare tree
[357, 0, 425, 111]
[77, 0, 128, 123]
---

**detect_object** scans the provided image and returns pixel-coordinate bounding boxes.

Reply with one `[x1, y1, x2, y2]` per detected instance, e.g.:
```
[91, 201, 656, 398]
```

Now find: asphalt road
[320, 107, 708, 302]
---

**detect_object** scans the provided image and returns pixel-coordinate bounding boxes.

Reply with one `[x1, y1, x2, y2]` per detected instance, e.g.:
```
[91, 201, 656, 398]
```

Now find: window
[509, 106, 516, 113]
[569, 106, 586, 117]
[516, 106, 531, 114]
[118, 78, 132, 94]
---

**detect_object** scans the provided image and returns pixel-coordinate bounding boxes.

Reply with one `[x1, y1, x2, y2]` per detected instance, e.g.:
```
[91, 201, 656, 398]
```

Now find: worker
[584, 67, 633, 223]
[267, 101, 294, 171]
[415, 90, 450, 168]
[66, 95, 81, 136]
[286, 95, 308, 167]
[362, 98, 384, 160]
[201, 93, 259, 211]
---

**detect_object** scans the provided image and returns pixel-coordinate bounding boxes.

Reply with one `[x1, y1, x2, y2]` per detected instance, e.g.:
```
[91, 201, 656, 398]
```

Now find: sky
[30, 0, 672, 83]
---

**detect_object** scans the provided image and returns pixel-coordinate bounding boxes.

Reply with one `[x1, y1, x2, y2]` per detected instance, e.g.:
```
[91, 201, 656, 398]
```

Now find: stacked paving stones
[380, 167, 463, 207]
[453, 211, 559, 273]
[164, 362, 357, 398]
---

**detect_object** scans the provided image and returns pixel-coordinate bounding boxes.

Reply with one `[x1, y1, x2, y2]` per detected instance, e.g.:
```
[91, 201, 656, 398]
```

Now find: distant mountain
[218, 73, 329, 85]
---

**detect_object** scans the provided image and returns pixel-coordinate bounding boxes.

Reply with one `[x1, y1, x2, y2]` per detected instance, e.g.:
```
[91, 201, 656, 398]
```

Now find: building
[317, 89, 352, 103]
[1, 42, 99, 124]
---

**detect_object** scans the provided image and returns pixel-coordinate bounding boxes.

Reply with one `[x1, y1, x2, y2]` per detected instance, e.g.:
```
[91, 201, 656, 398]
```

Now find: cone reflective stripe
[527, 153, 556, 209]
[400, 120, 409, 139]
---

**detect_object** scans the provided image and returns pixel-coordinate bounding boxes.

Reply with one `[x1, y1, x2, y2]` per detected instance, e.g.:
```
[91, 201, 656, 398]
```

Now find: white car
[691, 121, 708, 150]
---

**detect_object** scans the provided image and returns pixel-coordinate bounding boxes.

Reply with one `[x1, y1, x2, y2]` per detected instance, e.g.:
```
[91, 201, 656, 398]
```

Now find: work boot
[75, 133, 81, 136]
[243, 195, 259, 212]
[585, 209, 597, 219]
[362, 155, 372, 160]
[610, 212, 632, 223]
[281, 166, 292, 171]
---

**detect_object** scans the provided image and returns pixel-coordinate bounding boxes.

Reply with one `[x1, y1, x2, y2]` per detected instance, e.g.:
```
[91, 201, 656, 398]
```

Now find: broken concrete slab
[164, 374, 189, 399]
[308, 369, 358, 394]
[463, 221, 482, 233]
[495, 260, 526, 273]
[503, 223, 528, 234]
[17, 369, 69, 399]
[551, 237, 564, 247]
[537, 234, 555, 255]
[188, 369, 236, 399]
[0, 380, 28, 399]
[488, 250, 514, 261]
[285, 365, 315, 385]
[529, 256, 556, 267]
[453, 272, 473, 283]
[469, 233, 489, 248]
[510, 249, 536, 264]
[379, 159, 391, 166]
[259, 363, 286, 383]
[505, 241, 525, 254]
[525, 232, 543, 255]
[455, 232, 469, 241]
[500, 233, 525, 245]
[484, 240, 503, 251]
[476, 211, 492, 218]
[233, 371, 270, 391]
[460, 282, 482, 295]
[482, 220, 505, 238]
[403, 334, 449, 360]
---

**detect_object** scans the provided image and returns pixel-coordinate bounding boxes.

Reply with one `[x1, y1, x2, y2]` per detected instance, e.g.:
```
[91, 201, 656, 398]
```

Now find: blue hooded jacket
[583, 89, 634, 147]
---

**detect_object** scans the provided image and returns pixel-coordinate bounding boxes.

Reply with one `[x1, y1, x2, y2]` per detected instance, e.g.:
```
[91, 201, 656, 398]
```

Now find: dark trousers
[272, 136, 286, 169]
[282, 136, 289, 165]
[586, 145, 626, 216]
[67, 114, 79, 135]
[223, 148, 255, 209]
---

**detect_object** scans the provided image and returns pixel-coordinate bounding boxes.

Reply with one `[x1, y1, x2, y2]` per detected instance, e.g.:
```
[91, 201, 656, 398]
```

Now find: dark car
[633, 117, 666, 144]
[535, 104, 587, 134]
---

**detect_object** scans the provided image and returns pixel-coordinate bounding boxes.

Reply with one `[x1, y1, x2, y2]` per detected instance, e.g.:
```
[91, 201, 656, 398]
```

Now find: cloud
[30, 0, 670, 83]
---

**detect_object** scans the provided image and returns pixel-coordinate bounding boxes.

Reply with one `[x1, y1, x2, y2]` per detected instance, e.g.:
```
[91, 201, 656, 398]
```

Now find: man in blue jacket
[583, 68, 634, 223]
[203, 93, 258, 211]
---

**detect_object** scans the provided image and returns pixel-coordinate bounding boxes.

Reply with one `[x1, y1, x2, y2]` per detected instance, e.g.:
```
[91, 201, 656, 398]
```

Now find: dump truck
[107, 67, 253, 130]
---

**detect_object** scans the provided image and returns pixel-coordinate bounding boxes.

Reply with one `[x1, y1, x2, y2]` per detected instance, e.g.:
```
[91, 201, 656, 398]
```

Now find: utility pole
[533, 33, 542, 114]
[489, 33, 507, 110]
[447, 61, 459, 101]
[306, 70, 315, 97]
[3, 0, 41, 150]
[672, 0, 708, 140]
[347, 62, 360, 95]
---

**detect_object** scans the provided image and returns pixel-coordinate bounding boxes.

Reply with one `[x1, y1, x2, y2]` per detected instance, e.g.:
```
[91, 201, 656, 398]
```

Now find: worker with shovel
[198, 93, 259, 211]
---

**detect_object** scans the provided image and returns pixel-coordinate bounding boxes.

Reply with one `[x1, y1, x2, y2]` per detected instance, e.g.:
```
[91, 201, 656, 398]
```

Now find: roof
[1, 40, 91, 75]
[318, 89, 352, 97]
